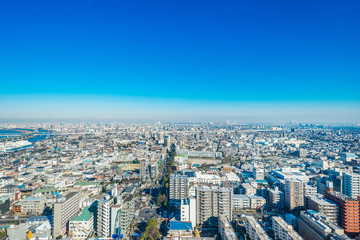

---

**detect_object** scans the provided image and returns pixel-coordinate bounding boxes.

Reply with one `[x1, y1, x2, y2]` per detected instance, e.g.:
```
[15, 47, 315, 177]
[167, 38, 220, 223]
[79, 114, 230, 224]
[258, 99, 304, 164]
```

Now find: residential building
[169, 174, 188, 204]
[298, 210, 350, 240]
[272, 216, 303, 240]
[305, 195, 338, 223]
[245, 215, 271, 240]
[233, 194, 250, 210]
[324, 190, 360, 237]
[342, 173, 360, 198]
[97, 195, 114, 238]
[218, 216, 237, 240]
[22, 196, 46, 215]
[285, 179, 304, 211]
[240, 183, 256, 195]
[268, 187, 285, 209]
[110, 195, 135, 236]
[53, 192, 80, 238]
[69, 206, 93, 240]
[196, 186, 232, 226]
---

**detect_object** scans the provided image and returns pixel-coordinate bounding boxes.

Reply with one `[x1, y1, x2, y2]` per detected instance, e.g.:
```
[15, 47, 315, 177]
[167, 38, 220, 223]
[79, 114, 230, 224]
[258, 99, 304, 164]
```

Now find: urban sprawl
[0, 122, 360, 240]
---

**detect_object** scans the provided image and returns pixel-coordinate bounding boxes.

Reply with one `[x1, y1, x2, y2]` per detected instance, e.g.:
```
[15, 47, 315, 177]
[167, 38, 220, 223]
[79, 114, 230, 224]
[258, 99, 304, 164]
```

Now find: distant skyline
[1, 0, 359, 122]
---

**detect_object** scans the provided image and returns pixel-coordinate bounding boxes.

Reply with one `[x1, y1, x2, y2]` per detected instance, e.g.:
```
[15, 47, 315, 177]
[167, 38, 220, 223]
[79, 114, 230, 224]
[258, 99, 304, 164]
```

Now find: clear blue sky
[0, 0, 359, 122]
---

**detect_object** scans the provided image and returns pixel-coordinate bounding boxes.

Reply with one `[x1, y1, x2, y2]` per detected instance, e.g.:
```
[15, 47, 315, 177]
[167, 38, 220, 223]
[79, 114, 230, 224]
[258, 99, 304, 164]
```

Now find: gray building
[305, 195, 338, 223]
[169, 174, 188, 204]
[196, 186, 232, 226]
[298, 210, 350, 240]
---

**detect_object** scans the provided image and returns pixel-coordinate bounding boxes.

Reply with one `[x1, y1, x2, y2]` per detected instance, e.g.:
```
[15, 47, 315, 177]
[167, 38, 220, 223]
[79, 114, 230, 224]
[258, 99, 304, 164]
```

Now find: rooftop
[169, 221, 192, 231]
[71, 206, 92, 221]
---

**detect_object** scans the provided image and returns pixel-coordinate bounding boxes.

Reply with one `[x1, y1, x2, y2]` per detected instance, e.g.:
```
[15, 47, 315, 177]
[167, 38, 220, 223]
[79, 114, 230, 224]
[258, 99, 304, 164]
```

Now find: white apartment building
[180, 197, 197, 228]
[169, 174, 188, 203]
[233, 194, 250, 210]
[305, 195, 338, 223]
[97, 195, 114, 237]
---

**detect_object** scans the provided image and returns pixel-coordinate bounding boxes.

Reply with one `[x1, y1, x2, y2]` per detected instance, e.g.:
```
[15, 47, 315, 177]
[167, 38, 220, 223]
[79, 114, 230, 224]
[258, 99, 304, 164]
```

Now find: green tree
[157, 194, 167, 206]
[141, 218, 160, 240]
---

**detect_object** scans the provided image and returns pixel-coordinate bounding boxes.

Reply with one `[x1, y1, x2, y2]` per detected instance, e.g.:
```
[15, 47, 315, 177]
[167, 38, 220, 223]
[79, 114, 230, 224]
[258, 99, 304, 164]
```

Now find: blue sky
[0, 0, 359, 122]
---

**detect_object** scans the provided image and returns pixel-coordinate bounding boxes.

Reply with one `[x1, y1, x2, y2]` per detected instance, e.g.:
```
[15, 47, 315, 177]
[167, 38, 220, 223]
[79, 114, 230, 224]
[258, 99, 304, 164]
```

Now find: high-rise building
[342, 173, 360, 198]
[196, 186, 232, 226]
[53, 192, 80, 238]
[164, 135, 171, 148]
[245, 215, 271, 240]
[324, 190, 360, 237]
[285, 179, 304, 211]
[272, 216, 303, 240]
[110, 195, 135, 236]
[305, 195, 338, 223]
[140, 160, 157, 180]
[298, 210, 350, 240]
[169, 174, 188, 204]
[97, 195, 114, 238]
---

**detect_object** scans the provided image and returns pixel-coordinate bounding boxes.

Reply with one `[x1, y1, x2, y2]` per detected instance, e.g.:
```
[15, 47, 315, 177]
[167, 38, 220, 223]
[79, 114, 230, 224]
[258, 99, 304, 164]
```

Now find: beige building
[285, 179, 304, 210]
[53, 192, 80, 238]
[22, 196, 46, 215]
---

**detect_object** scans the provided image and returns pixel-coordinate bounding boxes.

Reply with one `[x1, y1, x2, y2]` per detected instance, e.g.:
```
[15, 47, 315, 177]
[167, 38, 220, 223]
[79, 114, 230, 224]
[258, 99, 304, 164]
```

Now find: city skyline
[1, 94, 360, 123]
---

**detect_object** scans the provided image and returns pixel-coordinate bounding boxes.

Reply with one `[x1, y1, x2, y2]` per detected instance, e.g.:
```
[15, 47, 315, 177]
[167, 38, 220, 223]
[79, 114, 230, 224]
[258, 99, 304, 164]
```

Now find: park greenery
[141, 218, 161, 240]
[157, 148, 175, 208]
